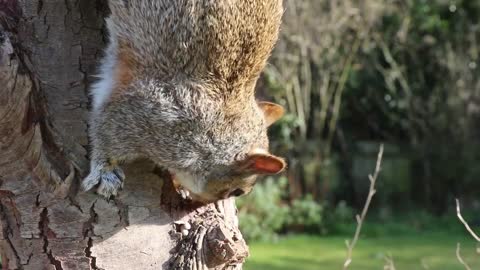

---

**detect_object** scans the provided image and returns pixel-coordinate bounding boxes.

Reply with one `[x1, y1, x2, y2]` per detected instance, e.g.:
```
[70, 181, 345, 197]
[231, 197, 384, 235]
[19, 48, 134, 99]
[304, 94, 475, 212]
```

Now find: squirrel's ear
[258, 102, 285, 127]
[237, 150, 286, 175]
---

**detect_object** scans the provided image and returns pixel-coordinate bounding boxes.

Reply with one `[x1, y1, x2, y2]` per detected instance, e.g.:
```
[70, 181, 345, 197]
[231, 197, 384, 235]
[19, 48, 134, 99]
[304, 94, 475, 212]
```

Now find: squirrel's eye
[229, 189, 245, 197]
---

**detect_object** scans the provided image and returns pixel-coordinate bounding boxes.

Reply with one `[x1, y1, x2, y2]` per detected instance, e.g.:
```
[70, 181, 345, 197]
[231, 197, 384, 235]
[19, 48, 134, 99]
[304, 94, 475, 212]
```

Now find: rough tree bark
[0, 1, 248, 269]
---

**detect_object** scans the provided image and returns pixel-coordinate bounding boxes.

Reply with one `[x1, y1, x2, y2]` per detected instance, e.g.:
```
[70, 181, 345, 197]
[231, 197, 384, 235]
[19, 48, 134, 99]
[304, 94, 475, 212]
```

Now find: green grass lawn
[244, 233, 479, 270]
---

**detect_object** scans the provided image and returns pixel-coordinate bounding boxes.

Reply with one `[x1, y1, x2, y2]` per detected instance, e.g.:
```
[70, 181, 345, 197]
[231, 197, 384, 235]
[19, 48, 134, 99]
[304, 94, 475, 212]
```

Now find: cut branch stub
[167, 199, 248, 270]
[160, 170, 248, 269]
[204, 218, 248, 268]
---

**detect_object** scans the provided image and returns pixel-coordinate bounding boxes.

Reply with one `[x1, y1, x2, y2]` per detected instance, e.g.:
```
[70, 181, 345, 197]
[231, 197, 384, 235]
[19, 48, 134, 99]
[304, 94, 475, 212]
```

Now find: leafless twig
[383, 253, 396, 270]
[456, 199, 480, 242]
[455, 199, 479, 270]
[421, 259, 430, 269]
[456, 243, 472, 270]
[343, 144, 384, 270]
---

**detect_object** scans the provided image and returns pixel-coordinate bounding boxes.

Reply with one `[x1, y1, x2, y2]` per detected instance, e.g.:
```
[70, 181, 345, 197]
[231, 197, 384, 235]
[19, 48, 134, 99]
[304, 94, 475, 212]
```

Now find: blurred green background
[240, 0, 480, 269]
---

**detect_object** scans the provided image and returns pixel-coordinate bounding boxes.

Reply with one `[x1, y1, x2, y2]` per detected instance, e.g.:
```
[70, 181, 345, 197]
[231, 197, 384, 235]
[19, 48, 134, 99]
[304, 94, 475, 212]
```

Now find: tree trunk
[0, 1, 248, 269]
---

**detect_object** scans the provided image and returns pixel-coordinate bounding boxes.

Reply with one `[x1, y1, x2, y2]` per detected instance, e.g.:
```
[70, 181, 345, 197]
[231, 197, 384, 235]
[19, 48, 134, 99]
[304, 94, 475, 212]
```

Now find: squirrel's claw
[97, 167, 125, 197]
[171, 173, 193, 201]
[178, 188, 191, 200]
[82, 164, 125, 198]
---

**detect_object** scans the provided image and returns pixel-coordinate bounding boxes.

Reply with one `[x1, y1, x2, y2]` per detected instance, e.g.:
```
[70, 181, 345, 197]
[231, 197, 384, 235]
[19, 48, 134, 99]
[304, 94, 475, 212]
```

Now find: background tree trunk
[0, 1, 248, 269]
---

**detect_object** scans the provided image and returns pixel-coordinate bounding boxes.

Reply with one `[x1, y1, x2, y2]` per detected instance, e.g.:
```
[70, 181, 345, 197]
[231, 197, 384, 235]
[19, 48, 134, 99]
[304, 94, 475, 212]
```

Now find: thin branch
[384, 254, 396, 270]
[421, 259, 430, 269]
[455, 199, 478, 270]
[456, 199, 480, 242]
[325, 37, 361, 155]
[343, 144, 384, 270]
[456, 243, 472, 270]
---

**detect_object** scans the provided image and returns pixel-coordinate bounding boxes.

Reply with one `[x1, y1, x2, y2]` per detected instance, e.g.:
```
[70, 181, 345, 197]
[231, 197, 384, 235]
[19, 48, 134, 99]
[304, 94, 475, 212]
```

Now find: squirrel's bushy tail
[107, 0, 283, 83]
[107, 0, 196, 75]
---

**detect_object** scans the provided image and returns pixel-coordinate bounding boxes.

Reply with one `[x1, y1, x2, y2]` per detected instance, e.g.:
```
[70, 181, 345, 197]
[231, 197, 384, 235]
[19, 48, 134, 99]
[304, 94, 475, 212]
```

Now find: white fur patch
[173, 170, 205, 194]
[91, 20, 118, 110]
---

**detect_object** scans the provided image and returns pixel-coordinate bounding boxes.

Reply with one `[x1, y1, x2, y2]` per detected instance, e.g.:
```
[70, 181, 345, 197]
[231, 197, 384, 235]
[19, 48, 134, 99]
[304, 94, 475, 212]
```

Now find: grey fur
[83, 0, 284, 202]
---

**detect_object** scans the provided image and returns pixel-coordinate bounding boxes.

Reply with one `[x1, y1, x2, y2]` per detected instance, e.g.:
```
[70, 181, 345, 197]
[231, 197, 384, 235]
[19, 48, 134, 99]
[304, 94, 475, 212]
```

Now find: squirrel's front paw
[82, 163, 125, 198]
[171, 175, 193, 201]
[178, 188, 192, 200]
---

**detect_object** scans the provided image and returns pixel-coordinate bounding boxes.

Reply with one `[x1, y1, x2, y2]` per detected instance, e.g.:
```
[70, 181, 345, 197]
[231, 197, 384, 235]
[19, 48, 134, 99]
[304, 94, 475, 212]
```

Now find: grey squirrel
[82, 0, 286, 203]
